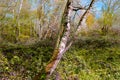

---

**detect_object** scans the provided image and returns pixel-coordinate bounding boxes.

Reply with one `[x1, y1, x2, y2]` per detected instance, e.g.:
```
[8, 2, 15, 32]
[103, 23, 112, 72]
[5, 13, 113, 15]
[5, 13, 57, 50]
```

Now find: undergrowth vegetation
[0, 40, 54, 79]
[0, 0, 120, 80]
[0, 36, 120, 80]
[57, 37, 120, 80]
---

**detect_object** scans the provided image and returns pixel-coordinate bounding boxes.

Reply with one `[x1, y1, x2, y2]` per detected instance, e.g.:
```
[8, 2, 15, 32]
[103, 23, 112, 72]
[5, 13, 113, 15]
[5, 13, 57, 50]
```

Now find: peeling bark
[33, 0, 95, 80]
[46, 0, 95, 76]
[45, 0, 72, 75]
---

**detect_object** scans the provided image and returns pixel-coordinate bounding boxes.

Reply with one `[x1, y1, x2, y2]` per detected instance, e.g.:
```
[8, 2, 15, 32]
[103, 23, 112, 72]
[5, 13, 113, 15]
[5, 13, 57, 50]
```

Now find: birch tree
[45, 0, 95, 78]
[99, 0, 120, 34]
[33, 0, 95, 79]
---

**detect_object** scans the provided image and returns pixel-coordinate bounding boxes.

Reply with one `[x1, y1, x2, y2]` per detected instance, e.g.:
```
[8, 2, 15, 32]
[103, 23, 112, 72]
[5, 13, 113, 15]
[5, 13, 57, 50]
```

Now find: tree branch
[75, 0, 95, 34]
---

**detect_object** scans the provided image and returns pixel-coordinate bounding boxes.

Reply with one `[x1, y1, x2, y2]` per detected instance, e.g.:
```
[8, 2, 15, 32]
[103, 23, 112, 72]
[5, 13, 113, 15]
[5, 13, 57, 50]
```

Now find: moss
[45, 49, 59, 73]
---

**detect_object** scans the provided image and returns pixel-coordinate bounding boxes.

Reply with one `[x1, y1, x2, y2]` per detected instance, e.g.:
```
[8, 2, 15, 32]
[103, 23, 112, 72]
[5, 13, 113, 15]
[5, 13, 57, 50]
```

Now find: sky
[30, 0, 104, 18]
[94, 1, 104, 18]
[80, 0, 104, 18]
[29, 0, 38, 10]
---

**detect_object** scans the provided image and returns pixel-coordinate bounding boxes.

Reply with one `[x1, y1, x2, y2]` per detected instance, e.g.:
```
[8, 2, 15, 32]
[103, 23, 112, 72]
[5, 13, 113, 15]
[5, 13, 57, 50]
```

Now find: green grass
[0, 36, 120, 80]
[57, 47, 120, 80]
[56, 36, 120, 80]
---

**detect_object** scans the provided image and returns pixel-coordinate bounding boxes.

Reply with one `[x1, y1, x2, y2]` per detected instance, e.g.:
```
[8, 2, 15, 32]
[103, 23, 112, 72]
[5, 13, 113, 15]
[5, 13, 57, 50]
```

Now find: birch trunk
[46, 0, 95, 76]
[16, 0, 23, 42]
[34, 0, 95, 80]
[18, 0, 23, 14]
[45, 0, 72, 75]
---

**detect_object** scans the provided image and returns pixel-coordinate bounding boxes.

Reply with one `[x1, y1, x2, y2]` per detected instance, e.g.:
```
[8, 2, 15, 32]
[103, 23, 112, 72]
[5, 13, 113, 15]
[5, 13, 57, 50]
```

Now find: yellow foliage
[37, 5, 45, 20]
[20, 0, 31, 18]
[18, 34, 30, 42]
[102, 12, 113, 27]
[0, 7, 3, 15]
[86, 13, 95, 29]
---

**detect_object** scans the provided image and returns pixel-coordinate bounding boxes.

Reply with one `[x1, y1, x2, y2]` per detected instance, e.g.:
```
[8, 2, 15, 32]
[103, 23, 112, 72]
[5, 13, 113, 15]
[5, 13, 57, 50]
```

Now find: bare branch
[76, 0, 95, 34]
[72, 6, 87, 11]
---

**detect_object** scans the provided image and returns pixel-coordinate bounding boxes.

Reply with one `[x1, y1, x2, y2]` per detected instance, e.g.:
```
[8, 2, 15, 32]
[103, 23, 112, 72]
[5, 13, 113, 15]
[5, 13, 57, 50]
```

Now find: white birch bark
[16, 0, 23, 40]
[18, 0, 23, 14]
[49, 3, 73, 75]
[76, 10, 86, 33]
[46, 0, 95, 76]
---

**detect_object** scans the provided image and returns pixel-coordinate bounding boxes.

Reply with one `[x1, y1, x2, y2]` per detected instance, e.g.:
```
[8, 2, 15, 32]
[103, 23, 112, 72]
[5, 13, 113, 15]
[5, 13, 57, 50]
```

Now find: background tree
[98, 0, 120, 35]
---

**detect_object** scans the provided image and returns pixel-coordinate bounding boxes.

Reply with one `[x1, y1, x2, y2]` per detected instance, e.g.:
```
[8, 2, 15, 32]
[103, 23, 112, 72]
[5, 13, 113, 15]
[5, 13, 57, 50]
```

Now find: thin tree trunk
[75, 0, 95, 35]
[46, 0, 95, 76]
[33, 0, 95, 80]
[16, 0, 23, 42]
[18, 0, 23, 14]
[45, 0, 72, 75]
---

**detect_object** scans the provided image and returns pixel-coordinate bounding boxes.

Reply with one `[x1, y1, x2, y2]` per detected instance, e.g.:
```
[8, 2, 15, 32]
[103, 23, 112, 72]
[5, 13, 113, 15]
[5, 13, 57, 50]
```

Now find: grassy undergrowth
[57, 47, 120, 80]
[0, 36, 120, 80]
[54, 36, 120, 80]
[0, 40, 54, 79]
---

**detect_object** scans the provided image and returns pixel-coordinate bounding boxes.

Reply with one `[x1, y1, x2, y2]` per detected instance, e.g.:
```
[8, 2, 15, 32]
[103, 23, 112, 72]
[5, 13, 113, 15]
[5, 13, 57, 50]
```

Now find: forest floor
[0, 35, 120, 80]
